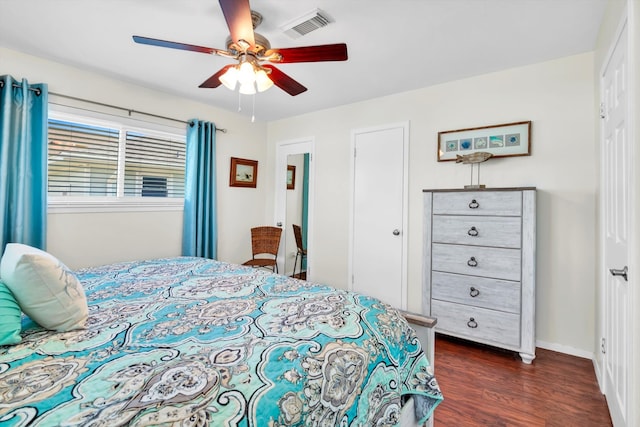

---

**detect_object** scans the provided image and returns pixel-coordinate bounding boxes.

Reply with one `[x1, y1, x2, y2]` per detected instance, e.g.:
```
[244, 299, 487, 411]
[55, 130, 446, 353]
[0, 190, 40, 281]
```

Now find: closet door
[601, 20, 631, 427]
[350, 123, 408, 309]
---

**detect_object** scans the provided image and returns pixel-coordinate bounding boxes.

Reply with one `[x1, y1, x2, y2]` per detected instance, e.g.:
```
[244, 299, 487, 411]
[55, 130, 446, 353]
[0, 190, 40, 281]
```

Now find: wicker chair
[242, 226, 282, 273]
[292, 224, 307, 279]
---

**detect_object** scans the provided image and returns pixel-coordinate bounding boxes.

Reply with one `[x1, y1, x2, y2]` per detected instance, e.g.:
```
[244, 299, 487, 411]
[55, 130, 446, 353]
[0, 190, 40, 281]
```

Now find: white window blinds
[48, 119, 119, 196]
[47, 118, 186, 199]
[124, 131, 185, 198]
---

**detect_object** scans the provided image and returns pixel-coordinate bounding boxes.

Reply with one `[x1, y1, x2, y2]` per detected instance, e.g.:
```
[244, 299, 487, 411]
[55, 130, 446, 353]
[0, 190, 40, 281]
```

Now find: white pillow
[0, 243, 88, 331]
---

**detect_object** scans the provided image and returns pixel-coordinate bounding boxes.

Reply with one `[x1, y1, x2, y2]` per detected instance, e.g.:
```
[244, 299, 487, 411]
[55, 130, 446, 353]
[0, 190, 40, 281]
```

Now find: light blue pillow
[0, 243, 88, 331]
[0, 281, 22, 345]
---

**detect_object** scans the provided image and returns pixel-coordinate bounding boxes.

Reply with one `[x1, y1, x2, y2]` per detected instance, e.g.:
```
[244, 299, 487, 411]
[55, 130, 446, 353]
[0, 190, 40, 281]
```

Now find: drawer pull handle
[469, 287, 480, 297]
[467, 318, 478, 328]
[467, 257, 478, 267]
[467, 226, 479, 237]
[468, 199, 479, 209]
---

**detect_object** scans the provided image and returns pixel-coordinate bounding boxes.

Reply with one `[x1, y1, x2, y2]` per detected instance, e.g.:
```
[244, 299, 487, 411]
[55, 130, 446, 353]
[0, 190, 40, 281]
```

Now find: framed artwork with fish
[437, 120, 531, 162]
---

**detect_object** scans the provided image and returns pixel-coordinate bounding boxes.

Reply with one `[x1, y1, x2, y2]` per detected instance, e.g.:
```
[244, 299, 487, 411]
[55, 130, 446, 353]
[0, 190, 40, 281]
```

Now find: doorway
[349, 122, 409, 309]
[275, 138, 314, 279]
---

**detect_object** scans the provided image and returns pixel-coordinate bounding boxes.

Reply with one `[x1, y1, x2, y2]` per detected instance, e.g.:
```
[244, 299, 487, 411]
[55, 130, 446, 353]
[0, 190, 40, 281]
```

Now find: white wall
[47, 210, 183, 268]
[2, 47, 269, 269]
[267, 53, 597, 356]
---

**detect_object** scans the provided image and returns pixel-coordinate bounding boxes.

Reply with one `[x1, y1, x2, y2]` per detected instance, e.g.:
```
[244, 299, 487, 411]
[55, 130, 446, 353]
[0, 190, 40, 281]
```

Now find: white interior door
[602, 20, 631, 427]
[350, 123, 408, 309]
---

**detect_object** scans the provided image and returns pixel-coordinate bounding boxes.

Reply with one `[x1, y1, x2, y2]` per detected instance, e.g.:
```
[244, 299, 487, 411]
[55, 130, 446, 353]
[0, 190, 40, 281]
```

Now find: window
[47, 113, 186, 209]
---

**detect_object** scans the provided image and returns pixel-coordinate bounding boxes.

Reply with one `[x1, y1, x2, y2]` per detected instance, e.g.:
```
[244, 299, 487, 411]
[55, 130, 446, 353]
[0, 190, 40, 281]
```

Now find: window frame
[47, 107, 186, 213]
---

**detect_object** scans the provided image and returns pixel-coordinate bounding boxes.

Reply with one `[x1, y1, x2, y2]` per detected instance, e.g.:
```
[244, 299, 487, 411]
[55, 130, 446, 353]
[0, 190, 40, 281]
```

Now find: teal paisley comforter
[0, 257, 442, 426]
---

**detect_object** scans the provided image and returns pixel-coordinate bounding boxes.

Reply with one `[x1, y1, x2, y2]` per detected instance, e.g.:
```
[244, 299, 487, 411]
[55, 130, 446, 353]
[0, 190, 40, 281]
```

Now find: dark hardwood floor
[432, 335, 612, 426]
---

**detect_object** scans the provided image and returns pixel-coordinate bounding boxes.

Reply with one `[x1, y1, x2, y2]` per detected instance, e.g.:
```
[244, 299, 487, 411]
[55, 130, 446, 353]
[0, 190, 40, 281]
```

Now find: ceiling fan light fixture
[219, 66, 239, 90]
[239, 81, 257, 95]
[220, 60, 273, 94]
[255, 69, 274, 92]
[238, 61, 256, 85]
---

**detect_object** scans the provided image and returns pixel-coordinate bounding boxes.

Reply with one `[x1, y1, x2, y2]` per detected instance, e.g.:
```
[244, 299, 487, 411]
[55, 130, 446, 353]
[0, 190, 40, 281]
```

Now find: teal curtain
[0, 75, 48, 258]
[301, 153, 309, 270]
[182, 119, 217, 259]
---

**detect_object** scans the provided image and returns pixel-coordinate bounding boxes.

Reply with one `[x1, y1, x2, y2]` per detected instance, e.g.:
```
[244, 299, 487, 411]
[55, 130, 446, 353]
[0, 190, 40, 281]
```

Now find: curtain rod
[0, 80, 43, 96]
[50, 92, 227, 133]
[0, 80, 227, 133]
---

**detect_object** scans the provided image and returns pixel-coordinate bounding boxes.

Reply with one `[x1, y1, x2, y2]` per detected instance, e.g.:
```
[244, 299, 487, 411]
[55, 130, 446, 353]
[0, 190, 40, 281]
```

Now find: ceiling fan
[133, 0, 348, 96]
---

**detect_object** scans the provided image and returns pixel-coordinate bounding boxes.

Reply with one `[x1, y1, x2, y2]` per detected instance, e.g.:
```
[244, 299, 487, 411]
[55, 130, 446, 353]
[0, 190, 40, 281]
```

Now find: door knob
[609, 266, 628, 281]
[276, 222, 283, 227]
[392, 229, 400, 236]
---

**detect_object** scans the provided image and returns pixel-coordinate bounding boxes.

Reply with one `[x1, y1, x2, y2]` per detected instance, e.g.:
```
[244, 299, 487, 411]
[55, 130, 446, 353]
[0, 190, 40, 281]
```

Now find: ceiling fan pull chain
[237, 90, 242, 112]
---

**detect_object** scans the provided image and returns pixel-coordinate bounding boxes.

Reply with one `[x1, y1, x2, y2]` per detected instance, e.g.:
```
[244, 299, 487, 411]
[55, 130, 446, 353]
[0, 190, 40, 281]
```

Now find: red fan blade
[218, 0, 255, 50]
[266, 43, 348, 63]
[262, 65, 307, 96]
[199, 65, 235, 88]
[133, 36, 222, 55]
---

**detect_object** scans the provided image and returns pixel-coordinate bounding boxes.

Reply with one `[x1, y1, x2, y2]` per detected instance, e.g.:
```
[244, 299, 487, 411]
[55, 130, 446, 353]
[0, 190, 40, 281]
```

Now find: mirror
[284, 153, 308, 278]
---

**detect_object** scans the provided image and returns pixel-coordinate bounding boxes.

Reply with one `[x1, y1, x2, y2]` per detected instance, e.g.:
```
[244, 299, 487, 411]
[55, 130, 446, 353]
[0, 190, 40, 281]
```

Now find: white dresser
[422, 188, 536, 363]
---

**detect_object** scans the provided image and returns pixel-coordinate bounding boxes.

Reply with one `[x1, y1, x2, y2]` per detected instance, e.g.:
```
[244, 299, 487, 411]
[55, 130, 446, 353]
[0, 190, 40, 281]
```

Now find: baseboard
[536, 340, 594, 360]
[593, 358, 605, 394]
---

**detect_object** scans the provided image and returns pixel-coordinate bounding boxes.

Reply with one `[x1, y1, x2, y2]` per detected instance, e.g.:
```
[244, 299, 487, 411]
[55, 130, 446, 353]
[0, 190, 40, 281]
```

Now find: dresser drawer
[432, 191, 522, 216]
[432, 271, 521, 313]
[431, 299, 520, 347]
[432, 215, 522, 248]
[432, 243, 521, 281]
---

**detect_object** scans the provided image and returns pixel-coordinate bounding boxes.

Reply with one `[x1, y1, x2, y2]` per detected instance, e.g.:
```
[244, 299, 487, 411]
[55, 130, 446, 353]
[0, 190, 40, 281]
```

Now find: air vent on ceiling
[281, 8, 332, 39]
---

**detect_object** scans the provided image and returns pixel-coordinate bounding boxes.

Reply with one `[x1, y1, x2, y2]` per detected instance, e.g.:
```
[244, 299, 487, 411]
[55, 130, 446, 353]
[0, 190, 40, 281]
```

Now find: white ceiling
[0, 0, 608, 122]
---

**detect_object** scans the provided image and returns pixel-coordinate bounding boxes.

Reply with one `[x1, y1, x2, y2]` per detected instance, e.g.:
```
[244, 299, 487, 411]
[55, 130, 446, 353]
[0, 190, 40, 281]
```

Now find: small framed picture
[229, 157, 258, 188]
[287, 165, 296, 190]
[437, 121, 531, 161]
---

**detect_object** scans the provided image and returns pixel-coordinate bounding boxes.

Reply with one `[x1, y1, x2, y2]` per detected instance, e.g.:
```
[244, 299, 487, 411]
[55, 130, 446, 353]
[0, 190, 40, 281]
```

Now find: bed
[0, 255, 442, 426]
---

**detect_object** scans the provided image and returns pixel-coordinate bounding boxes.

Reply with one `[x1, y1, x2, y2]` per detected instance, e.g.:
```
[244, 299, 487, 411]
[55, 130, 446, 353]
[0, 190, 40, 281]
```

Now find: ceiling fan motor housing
[226, 32, 271, 55]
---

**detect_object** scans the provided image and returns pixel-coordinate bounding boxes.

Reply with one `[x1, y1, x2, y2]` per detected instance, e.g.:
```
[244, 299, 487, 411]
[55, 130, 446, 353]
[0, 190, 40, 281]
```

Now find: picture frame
[229, 157, 258, 188]
[287, 165, 296, 190]
[437, 120, 531, 162]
